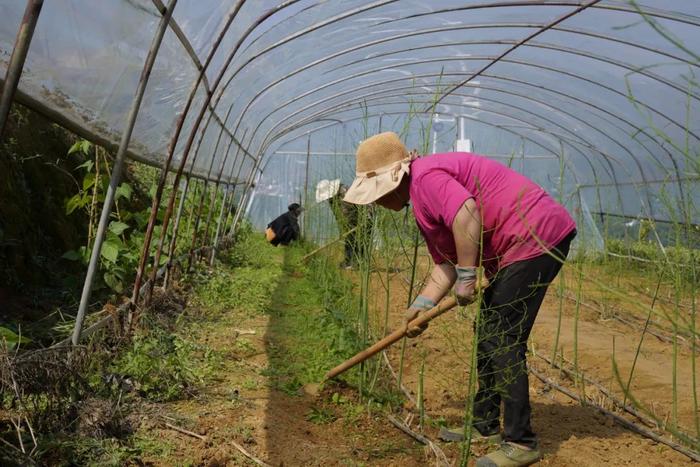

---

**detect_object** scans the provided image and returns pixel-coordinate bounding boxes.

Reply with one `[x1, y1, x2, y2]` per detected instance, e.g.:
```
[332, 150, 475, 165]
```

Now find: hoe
[323, 296, 459, 382]
[308, 276, 488, 395]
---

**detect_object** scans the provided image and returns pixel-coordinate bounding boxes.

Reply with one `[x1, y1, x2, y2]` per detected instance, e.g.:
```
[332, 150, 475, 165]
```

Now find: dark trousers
[344, 226, 372, 265]
[344, 230, 357, 264]
[473, 230, 575, 448]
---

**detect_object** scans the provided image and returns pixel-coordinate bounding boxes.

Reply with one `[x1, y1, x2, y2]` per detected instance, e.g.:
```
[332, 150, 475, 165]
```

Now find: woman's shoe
[438, 426, 502, 444]
[476, 442, 541, 467]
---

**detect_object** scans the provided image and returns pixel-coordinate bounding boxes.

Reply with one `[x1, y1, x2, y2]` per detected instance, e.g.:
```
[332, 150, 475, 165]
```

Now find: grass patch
[192, 266, 281, 316]
[265, 246, 363, 390]
[37, 436, 140, 467]
[109, 323, 217, 402]
[192, 231, 283, 317]
[264, 243, 401, 406]
[306, 406, 337, 424]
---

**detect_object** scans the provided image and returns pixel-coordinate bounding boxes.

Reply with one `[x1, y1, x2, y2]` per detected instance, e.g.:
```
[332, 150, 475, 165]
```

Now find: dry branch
[611, 313, 684, 346]
[0, 436, 38, 466]
[231, 440, 272, 467]
[163, 422, 207, 441]
[382, 350, 416, 406]
[531, 348, 659, 429]
[529, 366, 700, 463]
[387, 414, 450, 467]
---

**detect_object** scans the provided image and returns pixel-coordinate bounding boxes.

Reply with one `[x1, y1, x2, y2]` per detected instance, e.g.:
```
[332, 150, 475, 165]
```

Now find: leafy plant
[61, 139, 144, 294]
[0, 325, 31, 349]
[306, 406, 337, 424]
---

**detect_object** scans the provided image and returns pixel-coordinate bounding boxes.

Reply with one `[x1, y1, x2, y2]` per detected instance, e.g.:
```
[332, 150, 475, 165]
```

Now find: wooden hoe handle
[323, 296, 458, 381]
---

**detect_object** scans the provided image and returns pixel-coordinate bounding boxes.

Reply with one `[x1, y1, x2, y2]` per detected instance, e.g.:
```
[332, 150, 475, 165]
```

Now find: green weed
[306, 406, 337, 424]
[233, 338, 256, 356]
[132, 435, 175, 459]
[241, 378, 259, 390]
[110, 326, 215, 402]
[193, 267, 279, 315]
[37, 436, 140, 467]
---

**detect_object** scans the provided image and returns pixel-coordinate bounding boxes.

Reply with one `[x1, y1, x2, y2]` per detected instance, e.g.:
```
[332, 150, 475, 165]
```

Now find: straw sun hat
[343, 132, 412, 205]
[315, 178, 341, 203]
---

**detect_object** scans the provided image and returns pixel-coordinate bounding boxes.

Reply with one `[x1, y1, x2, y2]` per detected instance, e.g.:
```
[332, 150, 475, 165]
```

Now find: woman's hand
[454, 266, 489, 305]
[454, 266, 477, 305]
[404, 295, 436, 338]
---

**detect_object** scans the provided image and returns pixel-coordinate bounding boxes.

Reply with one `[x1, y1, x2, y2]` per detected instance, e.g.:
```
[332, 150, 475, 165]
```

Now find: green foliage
[68, 139, 92, 156]
[306, 406, 337, 424]
[36, 428, 175, 466]
[62, 245, 89, 262]
[241, 378, 259, 390]
[110, 326, 215, 402]
[115, 182, 132, 201]
[108, 221, 129, 236]
[132, 435, 174, 458]
[194, 265, 279, 316]
[224, 220, 275, 269]
[607, 238, 699, 264]
[0, 325, 31, 349]
[60, 138, 173, 296]
[262, 244, 401, 405]
[193, 227, 281, 316]
[100, 239, 120, 263]
[38, 436, 139, 467]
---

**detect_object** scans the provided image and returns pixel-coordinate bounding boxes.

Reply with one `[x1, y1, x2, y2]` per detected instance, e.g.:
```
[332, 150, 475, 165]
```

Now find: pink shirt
[409, 153, 576, 273]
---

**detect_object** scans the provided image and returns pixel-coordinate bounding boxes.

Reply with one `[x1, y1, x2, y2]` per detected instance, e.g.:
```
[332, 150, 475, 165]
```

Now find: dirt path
[134, 244, 422, 466]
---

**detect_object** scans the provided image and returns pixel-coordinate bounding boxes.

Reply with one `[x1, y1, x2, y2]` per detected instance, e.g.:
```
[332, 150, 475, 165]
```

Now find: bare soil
[379, 247, 698, 466]
[136, 245, 698, 466]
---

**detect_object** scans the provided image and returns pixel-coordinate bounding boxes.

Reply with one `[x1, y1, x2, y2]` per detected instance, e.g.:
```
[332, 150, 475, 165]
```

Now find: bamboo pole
[163, 176, 189, 289]
[302, 134, 311, 235]
[149, 107, 221, 299]
[209, 184, 232, 266]
[211, 128, 248, 256]
[129, 1, 245, 324]
[203, 126, 237, 253]
[164, 113, 240, 286]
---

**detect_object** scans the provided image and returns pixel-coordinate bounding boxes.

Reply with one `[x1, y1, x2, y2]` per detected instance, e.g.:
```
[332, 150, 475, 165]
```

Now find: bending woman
[344, 132, 576, 467]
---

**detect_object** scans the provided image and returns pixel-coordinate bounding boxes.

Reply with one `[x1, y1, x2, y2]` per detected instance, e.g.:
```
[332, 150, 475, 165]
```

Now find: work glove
[454, 266, 478, 305]
[404, 295, 436, 338]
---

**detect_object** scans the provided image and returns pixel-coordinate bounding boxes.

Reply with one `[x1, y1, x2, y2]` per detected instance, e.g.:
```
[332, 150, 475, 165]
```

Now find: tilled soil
[137, 246, 697, 466]
[380, 250, 698, 466]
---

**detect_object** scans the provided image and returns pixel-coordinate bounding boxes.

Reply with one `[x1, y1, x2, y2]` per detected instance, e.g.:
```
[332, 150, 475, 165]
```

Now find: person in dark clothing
[266, 203, 303, 246]
[329, 184, 360, 268]
[329, 184, 377, 269]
